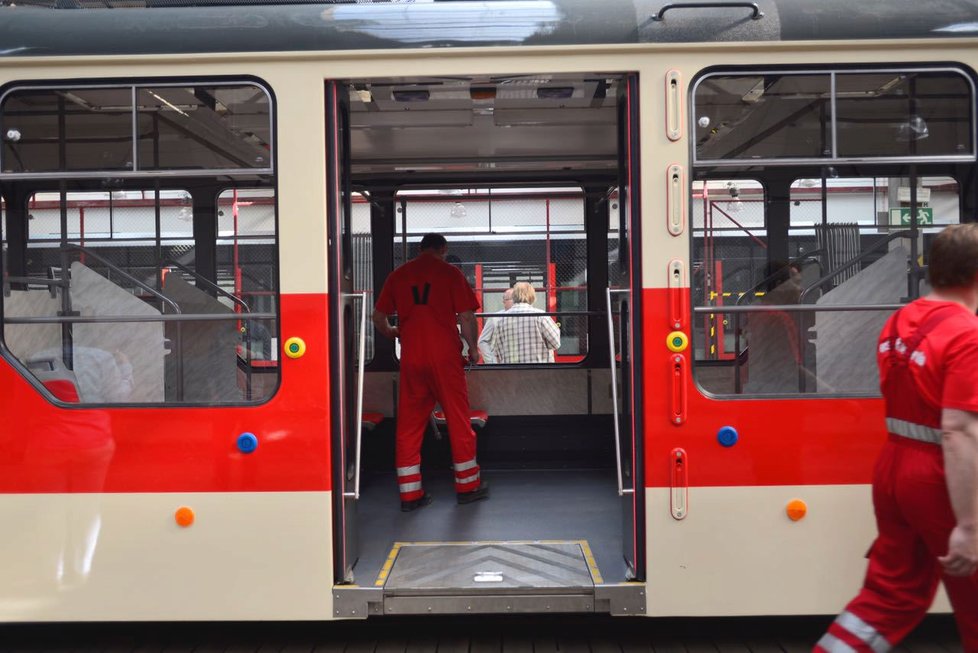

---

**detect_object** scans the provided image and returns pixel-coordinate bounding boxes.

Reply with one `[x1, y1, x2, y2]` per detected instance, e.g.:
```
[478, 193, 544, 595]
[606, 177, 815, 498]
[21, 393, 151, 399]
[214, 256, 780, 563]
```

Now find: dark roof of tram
[1, 0, 977, 58]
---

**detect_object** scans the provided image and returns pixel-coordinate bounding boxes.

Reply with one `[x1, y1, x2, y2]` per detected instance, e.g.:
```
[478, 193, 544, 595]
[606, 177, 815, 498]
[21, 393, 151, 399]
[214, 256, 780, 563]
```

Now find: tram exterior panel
[0, 1, 976, 621]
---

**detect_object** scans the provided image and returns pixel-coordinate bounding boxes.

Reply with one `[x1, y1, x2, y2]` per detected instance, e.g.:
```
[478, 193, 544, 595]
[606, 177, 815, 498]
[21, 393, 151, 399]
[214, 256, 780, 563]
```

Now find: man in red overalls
[373, 233, 489, 512]
[815, 224, 978, 652]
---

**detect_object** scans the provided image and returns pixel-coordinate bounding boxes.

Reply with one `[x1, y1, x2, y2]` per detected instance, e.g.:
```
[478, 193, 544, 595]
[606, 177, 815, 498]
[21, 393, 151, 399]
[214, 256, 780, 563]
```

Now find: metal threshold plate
[382, 541, 597, 597]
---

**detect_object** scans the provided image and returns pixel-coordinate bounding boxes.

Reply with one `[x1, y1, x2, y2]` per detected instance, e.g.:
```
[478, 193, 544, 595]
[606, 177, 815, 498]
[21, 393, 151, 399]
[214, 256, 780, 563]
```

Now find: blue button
[717, 426, 738, 447]
[237, 432, 258, 454]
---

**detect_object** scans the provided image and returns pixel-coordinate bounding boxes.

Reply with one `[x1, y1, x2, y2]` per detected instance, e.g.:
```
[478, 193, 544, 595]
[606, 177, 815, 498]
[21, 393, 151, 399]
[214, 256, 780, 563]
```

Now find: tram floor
[353, 468, 629, 586]
[0, 615, 963, 652]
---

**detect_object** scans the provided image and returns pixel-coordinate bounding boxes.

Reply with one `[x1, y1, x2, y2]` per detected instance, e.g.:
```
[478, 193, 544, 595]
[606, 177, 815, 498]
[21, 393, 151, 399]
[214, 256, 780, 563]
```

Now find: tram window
[1, 87, 135, 173]
[0, 83, 271, 174]
[136, 85, 272, 171]
[693, 68, 975, 164]
[835, 72, 973, 159]
[694, 74, 832, 161]
[692, 174, 962, 397]
[393, 188, 587, 364]
[2, 186, 279, 405]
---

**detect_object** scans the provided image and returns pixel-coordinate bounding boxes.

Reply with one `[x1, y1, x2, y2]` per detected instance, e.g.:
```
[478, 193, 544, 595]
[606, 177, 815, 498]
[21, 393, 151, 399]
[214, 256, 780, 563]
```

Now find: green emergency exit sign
[889, 207, 934, 225]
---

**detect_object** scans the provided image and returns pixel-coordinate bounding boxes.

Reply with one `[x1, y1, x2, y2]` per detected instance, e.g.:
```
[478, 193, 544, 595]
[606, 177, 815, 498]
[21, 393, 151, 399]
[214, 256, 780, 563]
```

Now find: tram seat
[42, 379, 81, 403]
[432, 409, 488, 430]
[362, 411, 384, 431]
[26, 355, 82, 403]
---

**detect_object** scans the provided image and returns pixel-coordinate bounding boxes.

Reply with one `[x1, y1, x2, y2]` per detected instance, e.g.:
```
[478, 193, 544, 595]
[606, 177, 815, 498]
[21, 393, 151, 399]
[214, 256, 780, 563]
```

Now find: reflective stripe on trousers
[817, 611, 892, 653]
[453, 459, 478, 473]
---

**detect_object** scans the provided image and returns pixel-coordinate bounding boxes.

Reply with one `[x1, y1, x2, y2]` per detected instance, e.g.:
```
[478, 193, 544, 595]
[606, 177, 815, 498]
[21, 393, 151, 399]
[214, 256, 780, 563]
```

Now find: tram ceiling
[347, 74, 621, 177]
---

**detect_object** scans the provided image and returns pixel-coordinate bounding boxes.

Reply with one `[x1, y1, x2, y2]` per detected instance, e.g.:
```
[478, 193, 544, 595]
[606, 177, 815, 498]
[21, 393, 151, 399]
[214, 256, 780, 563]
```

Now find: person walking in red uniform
[373, 233, 490, 512]
[815, 224, 978, 652]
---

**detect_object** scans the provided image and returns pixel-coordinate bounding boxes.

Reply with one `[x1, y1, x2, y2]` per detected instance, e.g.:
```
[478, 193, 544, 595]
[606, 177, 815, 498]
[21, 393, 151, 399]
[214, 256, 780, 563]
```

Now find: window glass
[1, 80, 279, 405]
[215, 188, 278, 400]
[692, 174, 960, 397]
[3, 185, 278, 405]
[393, 187, 587, 364]
[836, 72, 973, 158]
[1, 87, 134, 172]
[694, 74, 832, 161]
[136, 85, 271, 170]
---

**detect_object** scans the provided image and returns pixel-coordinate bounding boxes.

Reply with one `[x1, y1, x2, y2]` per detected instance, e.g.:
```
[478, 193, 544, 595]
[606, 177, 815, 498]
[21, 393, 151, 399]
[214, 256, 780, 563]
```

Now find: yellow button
[666, 331, 689, 353]
[284, 337, 306, 359]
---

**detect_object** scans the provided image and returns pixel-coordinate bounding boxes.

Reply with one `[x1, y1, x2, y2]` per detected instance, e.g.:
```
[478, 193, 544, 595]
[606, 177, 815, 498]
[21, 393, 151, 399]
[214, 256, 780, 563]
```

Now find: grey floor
[353, 469, 629, 586]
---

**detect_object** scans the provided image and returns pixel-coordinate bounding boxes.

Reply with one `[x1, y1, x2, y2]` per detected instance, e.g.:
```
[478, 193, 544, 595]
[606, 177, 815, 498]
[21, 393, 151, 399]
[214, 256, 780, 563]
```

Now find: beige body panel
[0, 492, 333, 621]
[645, 486, 950, 616]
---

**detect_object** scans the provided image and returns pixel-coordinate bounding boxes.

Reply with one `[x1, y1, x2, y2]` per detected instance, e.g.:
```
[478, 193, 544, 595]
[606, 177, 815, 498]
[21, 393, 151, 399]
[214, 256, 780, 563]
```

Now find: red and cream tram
[0, 0, 976, 621]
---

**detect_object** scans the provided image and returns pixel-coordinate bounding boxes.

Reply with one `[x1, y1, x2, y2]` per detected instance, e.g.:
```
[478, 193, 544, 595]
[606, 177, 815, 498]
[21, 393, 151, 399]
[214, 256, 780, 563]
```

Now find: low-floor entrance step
[332, 540, 645, 617]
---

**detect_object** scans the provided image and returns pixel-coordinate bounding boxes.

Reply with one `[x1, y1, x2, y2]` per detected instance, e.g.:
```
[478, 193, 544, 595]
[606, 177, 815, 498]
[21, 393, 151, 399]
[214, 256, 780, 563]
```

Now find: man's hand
[939, 524, 978, 577]
[372, 310, 399, 340]
[467, 348, 481, 365]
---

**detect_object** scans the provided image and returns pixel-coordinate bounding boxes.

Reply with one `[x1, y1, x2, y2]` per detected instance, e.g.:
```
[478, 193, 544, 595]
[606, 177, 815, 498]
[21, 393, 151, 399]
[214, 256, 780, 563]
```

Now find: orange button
[175, 506, 195, 528]
[786, 499, 808, 521]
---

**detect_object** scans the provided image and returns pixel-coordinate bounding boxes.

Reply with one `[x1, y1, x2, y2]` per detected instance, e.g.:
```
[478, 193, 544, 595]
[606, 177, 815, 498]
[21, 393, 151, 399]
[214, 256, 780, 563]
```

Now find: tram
[0, 0, 975, 621]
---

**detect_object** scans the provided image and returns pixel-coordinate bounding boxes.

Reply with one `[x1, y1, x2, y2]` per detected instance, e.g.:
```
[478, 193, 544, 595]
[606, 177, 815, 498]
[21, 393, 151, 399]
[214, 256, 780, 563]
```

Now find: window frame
[0, 78, 275, 179]
[0, 76, 280, 409]
[691, 65, 977, 168]
[689, 64, 978, 400]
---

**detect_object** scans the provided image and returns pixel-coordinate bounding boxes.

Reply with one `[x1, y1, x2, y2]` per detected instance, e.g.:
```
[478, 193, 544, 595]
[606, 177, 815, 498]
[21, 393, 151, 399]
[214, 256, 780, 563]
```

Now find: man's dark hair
[927, 223, 978, 289]
[419, 233, 447, 251]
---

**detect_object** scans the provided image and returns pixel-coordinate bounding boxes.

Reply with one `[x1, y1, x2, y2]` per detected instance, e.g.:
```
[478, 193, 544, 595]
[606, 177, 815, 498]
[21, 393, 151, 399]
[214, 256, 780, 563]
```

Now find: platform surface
[0, 615, 964, 653]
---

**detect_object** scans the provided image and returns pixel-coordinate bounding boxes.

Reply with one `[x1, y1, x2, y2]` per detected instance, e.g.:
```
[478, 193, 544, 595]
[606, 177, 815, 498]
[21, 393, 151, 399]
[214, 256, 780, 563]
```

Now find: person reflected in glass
[743, 260, 804, 394]
[477, 287, 514, 364]
[488, 281, 560, 364]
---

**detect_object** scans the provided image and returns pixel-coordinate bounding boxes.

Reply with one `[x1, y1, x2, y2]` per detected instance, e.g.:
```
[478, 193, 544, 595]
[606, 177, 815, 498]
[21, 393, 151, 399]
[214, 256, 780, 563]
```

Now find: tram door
[326, 81, 361, 583]
[615, 73, 643, 580]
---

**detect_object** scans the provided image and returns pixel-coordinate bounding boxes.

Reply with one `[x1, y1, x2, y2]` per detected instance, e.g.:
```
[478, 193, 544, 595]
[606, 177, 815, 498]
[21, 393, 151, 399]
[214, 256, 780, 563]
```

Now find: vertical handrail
[606, 287, 627, 497]
[345, 292, 368, 500]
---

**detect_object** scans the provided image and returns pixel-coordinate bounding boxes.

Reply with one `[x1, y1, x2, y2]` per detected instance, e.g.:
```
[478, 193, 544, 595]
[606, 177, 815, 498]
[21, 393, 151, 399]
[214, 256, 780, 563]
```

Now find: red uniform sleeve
[449, 267, 480, 313]
[942, 320, 978, 413]
[375, 273, 397, 315]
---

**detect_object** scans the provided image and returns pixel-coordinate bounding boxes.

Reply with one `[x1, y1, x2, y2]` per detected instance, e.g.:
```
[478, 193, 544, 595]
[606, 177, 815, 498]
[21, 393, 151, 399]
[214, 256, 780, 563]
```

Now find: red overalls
[816, 300, 978, 653]
[375, 253, 482, 502]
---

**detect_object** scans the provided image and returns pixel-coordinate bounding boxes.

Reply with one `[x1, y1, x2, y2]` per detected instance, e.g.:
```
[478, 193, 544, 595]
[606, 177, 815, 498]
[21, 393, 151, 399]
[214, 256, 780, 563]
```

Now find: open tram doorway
[326, 73, 644, 614]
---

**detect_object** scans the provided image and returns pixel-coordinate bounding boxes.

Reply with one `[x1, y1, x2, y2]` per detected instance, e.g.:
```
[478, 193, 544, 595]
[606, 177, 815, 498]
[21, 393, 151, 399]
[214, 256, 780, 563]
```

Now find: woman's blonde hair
[512, 281, 536, 305]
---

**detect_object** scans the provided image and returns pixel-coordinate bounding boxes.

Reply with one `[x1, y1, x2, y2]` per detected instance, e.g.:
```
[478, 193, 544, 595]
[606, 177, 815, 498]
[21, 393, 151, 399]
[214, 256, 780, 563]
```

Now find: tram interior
[338, 73, 637, 585]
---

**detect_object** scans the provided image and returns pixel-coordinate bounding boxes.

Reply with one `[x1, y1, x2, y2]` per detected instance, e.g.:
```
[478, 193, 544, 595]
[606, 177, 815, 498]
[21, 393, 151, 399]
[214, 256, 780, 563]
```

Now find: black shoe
[401, 493, 433, 513]
[457, 482, 490, 505]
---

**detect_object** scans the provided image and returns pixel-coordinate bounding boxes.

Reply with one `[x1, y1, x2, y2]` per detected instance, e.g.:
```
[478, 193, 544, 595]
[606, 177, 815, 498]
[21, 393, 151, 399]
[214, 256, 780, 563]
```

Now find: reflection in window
[137, 85, 271, 170]
[0, 83, 272, 174]
[691, 175, 961, 397]
[393, 187, 587, 364]
[3, 186, 278, 405]
[836, 72, 973, 158]
[694, 74, 831, 161]
[2, 88, 135, 173]
[693, 68, 974, 163]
